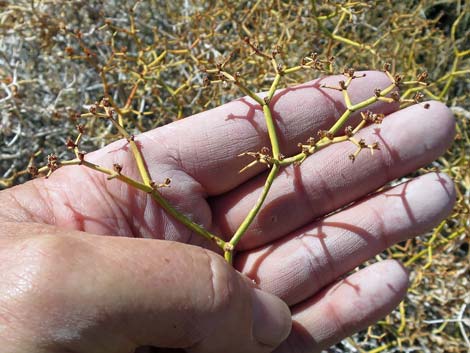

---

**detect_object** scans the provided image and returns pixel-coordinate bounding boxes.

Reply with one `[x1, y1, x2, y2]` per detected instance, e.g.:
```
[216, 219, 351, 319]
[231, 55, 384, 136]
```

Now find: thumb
[4, 223, 291, 353]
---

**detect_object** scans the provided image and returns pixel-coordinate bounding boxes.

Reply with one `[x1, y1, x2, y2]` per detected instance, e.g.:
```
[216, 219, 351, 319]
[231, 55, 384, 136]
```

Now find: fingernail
[252, 288, 291, 347]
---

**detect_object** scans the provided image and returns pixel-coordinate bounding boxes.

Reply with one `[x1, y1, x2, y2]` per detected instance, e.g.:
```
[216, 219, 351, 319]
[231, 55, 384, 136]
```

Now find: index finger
[97, 71, 398, 196]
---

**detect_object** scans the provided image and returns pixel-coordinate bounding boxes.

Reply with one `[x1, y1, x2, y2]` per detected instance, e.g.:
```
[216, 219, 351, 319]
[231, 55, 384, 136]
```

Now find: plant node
[348, 137, 380, 162]
[223, 243, 234, 252]
[46, 154, 59, 178]
[66, 137, 77, 150]
[238, 148, 273, 173]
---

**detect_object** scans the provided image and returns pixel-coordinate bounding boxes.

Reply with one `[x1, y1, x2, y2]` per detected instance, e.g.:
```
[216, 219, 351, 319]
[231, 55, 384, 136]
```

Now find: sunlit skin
[0, 72, 455, 353]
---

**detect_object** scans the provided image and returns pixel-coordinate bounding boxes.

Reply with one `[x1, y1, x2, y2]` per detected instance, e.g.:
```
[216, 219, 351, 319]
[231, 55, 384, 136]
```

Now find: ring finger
[236, 172, 455, 306]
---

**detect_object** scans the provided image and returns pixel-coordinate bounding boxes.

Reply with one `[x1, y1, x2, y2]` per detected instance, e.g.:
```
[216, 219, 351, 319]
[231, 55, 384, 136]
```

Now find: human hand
[0, 71, 455, 352]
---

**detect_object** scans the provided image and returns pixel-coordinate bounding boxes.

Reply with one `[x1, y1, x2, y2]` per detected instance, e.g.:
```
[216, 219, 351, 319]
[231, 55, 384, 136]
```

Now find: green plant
[30, 54, 429, 265]
[1, 1, 469, 351]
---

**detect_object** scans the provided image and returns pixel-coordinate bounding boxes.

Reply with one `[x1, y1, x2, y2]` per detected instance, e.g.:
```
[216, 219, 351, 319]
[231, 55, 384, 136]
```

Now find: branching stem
[38, 158, 227, 249]
[224, 70, 284, 263]
[225, 163, 279, 263]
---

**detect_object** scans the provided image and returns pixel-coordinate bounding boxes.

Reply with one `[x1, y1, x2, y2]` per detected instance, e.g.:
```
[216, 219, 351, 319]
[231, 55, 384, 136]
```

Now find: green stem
[311, 0, 376, 55]
[226, 163, 280, 263]
[267, 73, 281, 101]
[237, 83, 265, 106]
[329, 82, 395, 134]
[279, 135, 348, 165]
[224, 73, 284, 263]
[149, 189, 226, 249]
[280, 82, 396, 166]
[404, 228, 464, 266]
[40, 158, 226, 250]
[265, 75, 282, 158]
[439, 56, 459, 100]
[283, 65, 303, 75]
[263, 104, 280, 158]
